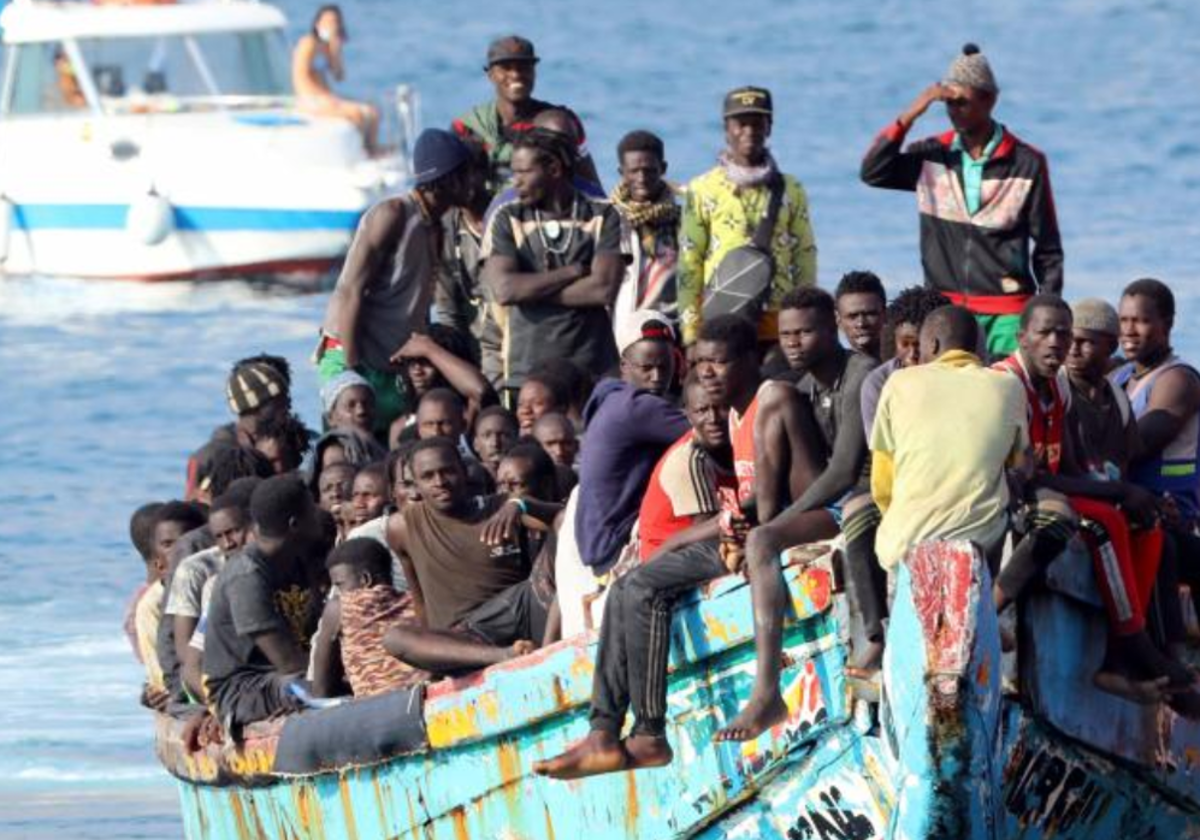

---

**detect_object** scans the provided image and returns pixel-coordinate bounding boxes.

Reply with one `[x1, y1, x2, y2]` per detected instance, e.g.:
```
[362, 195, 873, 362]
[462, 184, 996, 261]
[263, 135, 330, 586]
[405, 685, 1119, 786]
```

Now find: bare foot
[509, 640, 537, 658]
[845, 640, 884, 679]
[714, 692, 789, 742]
[534, 730, 629, 780]
[623, 734, 673, 770]
[1093, 671, 1170, 705]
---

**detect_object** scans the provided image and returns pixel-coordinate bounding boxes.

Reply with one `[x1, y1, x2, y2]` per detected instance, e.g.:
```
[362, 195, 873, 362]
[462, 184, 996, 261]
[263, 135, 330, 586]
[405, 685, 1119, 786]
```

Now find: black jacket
[862, 122, 1063, 312]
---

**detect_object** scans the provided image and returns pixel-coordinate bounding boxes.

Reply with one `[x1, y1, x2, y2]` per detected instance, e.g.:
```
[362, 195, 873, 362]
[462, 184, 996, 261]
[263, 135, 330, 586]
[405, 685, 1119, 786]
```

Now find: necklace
[534, 196, 580, 260]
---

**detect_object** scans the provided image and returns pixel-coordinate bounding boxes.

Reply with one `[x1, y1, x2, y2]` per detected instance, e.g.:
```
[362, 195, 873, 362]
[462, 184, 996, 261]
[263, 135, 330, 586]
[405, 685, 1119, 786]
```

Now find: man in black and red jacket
[861, 43, 1064, 359]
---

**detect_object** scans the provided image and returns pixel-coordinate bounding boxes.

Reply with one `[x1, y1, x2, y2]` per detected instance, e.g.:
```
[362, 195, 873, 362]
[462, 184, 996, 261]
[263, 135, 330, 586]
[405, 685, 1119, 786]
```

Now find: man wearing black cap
[678, 86, 817, 350]
[861, 44, 1064, 359]
[452, 35, 599, 194]
[318, 129, 471, 439]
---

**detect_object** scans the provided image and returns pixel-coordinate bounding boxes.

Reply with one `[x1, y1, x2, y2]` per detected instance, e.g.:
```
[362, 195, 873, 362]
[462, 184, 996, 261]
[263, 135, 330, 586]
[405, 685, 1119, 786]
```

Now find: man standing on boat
[481, 129, 623, 395]
[318, 129, 472, 440]
[861, 44, 1063, 358]
[678, 87, 817, 350]
[453, 36, 601, 195]
[610, 131, 683, 337]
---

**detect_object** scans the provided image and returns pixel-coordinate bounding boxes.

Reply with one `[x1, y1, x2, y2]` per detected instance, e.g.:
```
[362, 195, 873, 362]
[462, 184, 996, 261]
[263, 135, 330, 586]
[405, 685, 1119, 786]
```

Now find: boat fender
[126, 189, 174, 246]
[0, 195, 11, 263]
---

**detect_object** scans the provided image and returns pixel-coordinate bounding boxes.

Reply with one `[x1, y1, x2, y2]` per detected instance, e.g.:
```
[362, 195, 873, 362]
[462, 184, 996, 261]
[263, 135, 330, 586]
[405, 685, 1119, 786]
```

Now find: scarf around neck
[718, 149, 779, 188]
[610, 182, 680, 229]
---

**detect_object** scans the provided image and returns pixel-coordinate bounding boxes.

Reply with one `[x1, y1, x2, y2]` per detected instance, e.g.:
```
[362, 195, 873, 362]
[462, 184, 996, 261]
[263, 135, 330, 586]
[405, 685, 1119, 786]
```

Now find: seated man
[390, 325, 498, 432]
[124, 502, 163, 666]
[497, 442, 563, 504]
[636, 373, 735, 562]
[135, 501, 208, 709]
[383, 438, 557, 673]
[187, 355, 292, 500]
[291, 4, 379, 153]
[167, 481, 260, 702]
[411, 388, 493, 492]
[532, 412, 579, 470]
[316, 462, 356, 518]
[861, 286, 951, 438]
[536, 315, 822, 779]
[999, 296, 1199, 713]
[1112, 278, 1200, 661]
[251, 411, 315, 476]
[202, 476, 325, 731]
[311, 539, 426, 698]
[472, 406, 519, 481]
[516, 373, 572, 435]
[834, 271, 887, 359]
[720, 288, 878, 734]
[347, 462, 389, 531]
[320, 371, 376, 437]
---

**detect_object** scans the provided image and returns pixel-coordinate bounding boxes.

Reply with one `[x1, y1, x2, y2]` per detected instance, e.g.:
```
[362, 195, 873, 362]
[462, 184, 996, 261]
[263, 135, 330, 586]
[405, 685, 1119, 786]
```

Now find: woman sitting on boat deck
[292, 5, 379, 154]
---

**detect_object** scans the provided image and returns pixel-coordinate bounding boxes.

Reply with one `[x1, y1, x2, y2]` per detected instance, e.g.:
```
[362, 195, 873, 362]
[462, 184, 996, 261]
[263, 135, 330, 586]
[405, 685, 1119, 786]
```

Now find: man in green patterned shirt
[678, 87, 818, 347]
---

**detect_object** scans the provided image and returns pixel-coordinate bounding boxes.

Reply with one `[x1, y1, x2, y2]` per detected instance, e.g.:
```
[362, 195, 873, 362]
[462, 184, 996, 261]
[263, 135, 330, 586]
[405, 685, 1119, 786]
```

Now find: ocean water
[2, 0, 1199, 836]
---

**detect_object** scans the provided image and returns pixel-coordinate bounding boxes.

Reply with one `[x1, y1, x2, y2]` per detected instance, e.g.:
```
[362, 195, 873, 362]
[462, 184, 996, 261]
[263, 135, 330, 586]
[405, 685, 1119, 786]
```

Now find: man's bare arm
[546, 252, 624, 308]
[755, 384, 825, 523]
[334, 201, 405, 366]
[1134, 368, 1200, 461]
[253, 629, 308, 674]
[482, 254, 584, 306]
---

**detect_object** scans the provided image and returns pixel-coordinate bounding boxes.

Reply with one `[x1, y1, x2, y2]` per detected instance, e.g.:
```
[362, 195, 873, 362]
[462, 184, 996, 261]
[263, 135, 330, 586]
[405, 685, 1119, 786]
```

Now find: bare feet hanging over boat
[533, 731, 630, 780]
[714, 691, 788, 742]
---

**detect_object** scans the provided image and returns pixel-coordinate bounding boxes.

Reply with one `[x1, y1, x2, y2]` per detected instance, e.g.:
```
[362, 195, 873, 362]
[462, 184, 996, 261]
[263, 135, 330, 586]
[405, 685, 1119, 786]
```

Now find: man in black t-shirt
[482, 129, 624, 393]
[202, 476, 324, 731]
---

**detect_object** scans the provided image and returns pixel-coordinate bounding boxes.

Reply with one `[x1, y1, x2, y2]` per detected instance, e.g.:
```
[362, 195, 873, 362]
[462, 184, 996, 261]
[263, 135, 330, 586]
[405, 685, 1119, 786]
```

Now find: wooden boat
[155, 539, 1200, 839]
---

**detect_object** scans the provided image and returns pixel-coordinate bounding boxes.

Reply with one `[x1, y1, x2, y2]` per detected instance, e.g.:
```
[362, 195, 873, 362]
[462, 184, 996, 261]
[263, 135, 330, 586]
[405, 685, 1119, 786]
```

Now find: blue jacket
[574, 379, 689, 567]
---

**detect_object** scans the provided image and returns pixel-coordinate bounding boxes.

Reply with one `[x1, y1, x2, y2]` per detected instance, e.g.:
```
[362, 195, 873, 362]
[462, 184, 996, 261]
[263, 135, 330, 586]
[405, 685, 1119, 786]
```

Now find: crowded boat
[126, 28, 1200, 839]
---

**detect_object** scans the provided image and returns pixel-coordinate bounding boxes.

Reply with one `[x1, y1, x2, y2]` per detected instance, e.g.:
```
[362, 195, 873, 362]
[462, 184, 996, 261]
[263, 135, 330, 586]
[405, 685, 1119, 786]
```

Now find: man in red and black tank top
[997, 297, 1199, 713]
[537, 315, 825, 779]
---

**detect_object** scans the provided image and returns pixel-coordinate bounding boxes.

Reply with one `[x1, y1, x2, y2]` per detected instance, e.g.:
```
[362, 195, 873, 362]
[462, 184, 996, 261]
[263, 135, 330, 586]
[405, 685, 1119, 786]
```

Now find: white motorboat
[0, 0, 418, 281]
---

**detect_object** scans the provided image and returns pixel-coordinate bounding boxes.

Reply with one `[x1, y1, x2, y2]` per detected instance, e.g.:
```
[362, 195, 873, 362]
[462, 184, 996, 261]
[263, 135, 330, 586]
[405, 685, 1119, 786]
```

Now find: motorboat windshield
[4, 30, 291, 116]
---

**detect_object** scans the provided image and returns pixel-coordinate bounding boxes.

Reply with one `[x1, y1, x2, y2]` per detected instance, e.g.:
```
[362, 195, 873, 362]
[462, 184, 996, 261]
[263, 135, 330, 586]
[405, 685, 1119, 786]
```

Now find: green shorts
[316, 345, 412, 434]
[975, 313, 1020, 359]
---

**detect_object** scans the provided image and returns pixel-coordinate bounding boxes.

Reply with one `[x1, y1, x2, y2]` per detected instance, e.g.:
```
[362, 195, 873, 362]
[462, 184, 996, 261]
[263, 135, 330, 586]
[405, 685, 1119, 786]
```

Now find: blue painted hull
[159, 545, 1200, 839]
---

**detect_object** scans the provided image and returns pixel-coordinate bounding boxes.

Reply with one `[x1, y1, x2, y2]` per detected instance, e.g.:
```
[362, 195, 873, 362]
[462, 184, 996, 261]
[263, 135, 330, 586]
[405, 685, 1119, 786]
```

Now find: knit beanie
[227, 361, 289, 416]
[1071, 298, 1119, 338]
[944, 43, 999, 94]
[321, 370, 375, 418]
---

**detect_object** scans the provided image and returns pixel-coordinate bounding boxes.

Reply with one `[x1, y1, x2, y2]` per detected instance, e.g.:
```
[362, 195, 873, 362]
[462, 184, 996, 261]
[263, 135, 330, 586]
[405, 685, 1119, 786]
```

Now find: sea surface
[2, 0, 1199, 836]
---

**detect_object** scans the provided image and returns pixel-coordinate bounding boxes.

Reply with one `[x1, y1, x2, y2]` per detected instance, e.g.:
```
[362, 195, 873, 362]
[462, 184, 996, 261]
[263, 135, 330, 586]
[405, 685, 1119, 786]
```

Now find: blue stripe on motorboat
[9, 204, 362, 232]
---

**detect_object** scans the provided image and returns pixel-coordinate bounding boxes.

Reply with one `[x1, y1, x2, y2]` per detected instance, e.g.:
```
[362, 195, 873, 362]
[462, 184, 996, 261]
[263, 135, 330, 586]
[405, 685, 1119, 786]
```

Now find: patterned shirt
[678, 167, 817, 344]
[339, 585, 426, 697]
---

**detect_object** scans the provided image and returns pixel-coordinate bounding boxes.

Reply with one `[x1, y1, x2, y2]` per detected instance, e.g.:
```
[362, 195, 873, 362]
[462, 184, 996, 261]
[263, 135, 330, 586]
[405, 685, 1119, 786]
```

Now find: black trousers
[589, 540, 727, 738]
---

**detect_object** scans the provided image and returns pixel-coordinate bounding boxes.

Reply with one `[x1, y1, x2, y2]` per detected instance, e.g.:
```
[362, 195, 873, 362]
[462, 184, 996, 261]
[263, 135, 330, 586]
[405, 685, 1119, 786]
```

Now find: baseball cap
[723, 86, 773, 119]
[412, 129, 470, 186]
[486, 35, 538, 69]
[617, 310, 676, 357]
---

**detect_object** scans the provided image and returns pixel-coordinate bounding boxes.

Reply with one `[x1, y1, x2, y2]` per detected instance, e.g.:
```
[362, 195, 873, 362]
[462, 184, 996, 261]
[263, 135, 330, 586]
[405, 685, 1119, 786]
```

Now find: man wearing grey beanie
[862, 43, 1064, 359]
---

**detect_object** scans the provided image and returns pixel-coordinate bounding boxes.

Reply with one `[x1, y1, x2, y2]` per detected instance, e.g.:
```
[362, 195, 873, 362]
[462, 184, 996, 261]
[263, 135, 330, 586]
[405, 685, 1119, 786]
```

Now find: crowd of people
[126, 33, 1200, 781]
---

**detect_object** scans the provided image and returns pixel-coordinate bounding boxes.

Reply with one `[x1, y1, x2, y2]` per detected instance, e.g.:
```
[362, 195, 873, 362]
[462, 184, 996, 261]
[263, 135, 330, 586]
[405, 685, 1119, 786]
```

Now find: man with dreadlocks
[482, 127, 623, 394]
[678, 87, 817, 348]
[186, 354, 292, 500]
[610, 130, 682, 338]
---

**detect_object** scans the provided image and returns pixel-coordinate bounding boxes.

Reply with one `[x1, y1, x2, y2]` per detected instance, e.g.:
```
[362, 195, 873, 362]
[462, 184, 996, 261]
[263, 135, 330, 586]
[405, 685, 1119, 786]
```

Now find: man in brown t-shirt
[383, 437, 557, 673]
